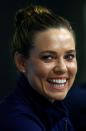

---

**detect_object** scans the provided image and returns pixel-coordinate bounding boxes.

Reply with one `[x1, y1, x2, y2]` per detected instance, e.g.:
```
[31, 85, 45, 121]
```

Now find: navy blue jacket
[0, 73, 74, 131]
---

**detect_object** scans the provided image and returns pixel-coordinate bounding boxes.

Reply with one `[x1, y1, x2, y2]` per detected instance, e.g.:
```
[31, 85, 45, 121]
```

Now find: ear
[14, 52, 26, 74]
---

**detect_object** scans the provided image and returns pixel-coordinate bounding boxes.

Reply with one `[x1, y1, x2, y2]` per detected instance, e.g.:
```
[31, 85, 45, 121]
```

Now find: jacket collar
[16, 73, 69, 120]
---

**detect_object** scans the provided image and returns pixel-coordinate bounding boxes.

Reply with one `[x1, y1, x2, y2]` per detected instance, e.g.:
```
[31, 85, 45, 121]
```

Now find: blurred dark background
[0, 0, 86, 130]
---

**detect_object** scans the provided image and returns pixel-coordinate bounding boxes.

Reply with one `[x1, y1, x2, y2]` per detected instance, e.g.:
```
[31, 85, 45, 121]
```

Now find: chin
[56, 96, 66, 101]
[51, 92, 68, 101]
[48, 95, 66, 103]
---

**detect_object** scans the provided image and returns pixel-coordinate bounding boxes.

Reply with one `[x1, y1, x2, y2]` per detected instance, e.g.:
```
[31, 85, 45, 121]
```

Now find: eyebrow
[66, 50, 76, 54]
[39, 51, 57, 56]
[39, 49, 76, 56]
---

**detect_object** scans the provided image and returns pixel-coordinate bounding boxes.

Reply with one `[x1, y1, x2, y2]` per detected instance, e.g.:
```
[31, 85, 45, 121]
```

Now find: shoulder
[0, 114, 43, 131]
[0, 94, 44, 131]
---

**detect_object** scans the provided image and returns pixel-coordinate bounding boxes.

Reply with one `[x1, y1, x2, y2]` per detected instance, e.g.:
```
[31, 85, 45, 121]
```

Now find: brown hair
[12, 5, 75, 58]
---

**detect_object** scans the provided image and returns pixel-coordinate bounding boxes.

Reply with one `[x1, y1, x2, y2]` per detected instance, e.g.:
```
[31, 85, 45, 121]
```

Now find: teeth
[49, 79, 66, 84]
[53, 84, 65, 87]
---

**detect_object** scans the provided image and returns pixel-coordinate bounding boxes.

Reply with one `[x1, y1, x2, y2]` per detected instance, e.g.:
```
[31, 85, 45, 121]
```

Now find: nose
[53, 58, 67, 74]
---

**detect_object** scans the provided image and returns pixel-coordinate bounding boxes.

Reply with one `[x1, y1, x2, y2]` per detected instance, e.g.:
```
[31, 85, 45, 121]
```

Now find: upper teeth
[49, 79, 66, 84]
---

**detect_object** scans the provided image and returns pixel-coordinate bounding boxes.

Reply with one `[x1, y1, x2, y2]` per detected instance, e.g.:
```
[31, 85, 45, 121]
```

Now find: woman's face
[25, 28, 77, 102]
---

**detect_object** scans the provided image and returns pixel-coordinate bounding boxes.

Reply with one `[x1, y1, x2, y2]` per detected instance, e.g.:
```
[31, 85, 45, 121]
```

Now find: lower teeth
[52, 84, 64, 87]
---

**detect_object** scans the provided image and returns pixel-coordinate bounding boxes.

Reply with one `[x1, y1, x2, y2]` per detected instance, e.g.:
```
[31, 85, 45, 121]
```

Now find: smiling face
[24, 28, 77, 102]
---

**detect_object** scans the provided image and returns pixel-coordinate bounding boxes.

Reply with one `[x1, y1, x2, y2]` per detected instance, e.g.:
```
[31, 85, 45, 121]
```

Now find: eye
[41, 55, 53, 62]
[64, 54, 75, 61]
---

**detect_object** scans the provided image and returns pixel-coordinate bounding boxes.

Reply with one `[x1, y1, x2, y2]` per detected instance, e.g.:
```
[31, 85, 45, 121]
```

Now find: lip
[47, 77, 68, 82]
[47, 77, 68, 90]
[47, 76, 68, 79]
[47, 82, 67, 90]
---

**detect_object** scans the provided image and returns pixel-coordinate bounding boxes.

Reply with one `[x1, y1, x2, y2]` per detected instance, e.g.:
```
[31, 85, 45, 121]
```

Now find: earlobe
[14, 52, 26, 74]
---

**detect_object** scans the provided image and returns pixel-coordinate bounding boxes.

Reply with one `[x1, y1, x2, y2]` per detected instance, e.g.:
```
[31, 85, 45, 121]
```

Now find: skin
[15, 28, 77, 103]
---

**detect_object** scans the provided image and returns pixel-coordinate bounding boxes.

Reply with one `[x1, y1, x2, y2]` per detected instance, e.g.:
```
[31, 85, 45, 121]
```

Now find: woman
[0, 5, 77, 131]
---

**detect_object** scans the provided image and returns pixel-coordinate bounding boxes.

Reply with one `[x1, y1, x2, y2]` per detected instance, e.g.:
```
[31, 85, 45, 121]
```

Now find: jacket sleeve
[0, 116, 43, 131]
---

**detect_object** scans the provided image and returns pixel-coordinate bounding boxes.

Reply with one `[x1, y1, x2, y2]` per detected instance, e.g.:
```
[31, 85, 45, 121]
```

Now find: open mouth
[47, 78, 67, 90]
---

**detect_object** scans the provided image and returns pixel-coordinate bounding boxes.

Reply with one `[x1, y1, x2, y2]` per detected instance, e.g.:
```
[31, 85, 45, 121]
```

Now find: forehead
[33, 28, 75, 51]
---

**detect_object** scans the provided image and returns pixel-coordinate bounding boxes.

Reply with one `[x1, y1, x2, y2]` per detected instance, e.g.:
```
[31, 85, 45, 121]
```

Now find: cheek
[67, 62, 77, 76]
[33, 62, 54, 78]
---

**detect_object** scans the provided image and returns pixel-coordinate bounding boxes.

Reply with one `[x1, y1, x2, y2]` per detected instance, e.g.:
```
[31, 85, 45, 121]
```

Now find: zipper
[64, 119, 67, 131]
